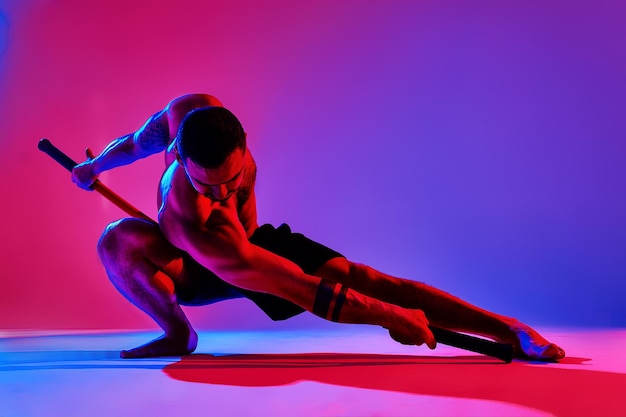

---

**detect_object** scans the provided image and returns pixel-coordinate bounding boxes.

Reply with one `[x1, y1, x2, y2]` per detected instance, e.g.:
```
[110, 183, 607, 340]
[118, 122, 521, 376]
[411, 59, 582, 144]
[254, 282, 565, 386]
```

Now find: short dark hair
[177, 106, 246, 168]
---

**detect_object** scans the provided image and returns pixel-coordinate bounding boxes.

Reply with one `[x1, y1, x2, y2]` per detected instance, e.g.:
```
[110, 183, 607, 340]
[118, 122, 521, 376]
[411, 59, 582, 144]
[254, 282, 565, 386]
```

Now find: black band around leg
[312, 278, 337, 319]
[330, 284, 348, 322]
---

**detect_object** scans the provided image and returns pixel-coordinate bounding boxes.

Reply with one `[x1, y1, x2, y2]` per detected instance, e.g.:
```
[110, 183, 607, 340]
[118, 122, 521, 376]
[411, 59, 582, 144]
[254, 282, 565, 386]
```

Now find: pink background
[1, 0, 624, 331]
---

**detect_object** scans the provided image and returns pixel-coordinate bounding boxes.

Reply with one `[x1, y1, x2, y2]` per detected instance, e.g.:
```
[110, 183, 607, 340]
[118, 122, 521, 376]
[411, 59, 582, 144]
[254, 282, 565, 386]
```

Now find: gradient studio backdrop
[0, 0, 624, 332]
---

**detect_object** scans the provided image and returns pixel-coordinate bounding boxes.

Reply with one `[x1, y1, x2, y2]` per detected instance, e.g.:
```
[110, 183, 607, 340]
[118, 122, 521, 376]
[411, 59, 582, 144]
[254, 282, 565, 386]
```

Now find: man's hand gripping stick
[38, 138, 152, 222]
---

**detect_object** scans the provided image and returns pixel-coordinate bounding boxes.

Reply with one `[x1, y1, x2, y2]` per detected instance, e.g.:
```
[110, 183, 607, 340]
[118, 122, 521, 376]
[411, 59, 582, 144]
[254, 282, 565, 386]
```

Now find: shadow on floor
[3, 349, 621, 416]
[163, 353, 622, 417]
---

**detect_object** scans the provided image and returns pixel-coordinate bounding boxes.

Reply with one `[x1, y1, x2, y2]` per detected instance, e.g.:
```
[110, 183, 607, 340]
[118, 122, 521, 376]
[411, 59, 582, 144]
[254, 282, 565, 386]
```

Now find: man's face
[182, 148, 246, 202]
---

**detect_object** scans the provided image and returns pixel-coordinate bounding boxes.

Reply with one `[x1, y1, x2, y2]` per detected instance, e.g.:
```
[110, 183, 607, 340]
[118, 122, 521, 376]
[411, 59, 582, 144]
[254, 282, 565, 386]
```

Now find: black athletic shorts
[175, 223, 345, 321]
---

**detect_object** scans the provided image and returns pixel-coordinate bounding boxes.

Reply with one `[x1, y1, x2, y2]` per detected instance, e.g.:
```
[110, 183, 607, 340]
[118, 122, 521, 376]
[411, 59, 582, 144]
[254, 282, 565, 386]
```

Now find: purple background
[1, 0, 624, 331]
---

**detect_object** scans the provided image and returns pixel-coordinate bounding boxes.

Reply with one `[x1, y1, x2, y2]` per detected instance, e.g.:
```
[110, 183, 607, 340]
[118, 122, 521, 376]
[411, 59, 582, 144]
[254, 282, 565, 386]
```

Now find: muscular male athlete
[72, 93, 565, 360]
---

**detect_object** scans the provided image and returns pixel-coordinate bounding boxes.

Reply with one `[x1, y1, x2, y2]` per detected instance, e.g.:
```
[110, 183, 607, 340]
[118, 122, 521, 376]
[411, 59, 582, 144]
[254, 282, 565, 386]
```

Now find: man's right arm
[72, 109, 170, 189]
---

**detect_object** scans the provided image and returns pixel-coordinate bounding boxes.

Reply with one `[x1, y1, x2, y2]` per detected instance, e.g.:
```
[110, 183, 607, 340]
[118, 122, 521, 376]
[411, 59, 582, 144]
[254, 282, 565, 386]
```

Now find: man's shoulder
[164, 94, 224, 140]
[166, 94, 223, 117]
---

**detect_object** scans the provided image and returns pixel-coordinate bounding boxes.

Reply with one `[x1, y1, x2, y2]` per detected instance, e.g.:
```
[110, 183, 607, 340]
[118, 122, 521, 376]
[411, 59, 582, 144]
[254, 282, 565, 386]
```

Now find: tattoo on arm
[135, 110, 169, 152]
[313, 278, 349, 322]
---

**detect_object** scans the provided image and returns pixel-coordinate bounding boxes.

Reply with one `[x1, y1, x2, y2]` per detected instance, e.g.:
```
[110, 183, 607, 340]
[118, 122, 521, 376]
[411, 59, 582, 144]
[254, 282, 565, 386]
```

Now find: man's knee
[315, 257, 368, 287]
[316, 258, 403, 294]
[97, 218, 159, 263]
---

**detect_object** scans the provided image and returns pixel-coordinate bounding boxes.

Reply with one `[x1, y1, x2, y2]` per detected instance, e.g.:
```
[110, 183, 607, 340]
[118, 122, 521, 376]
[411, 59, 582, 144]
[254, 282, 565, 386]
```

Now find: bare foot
[501, 321, 565, 361]
[120, 329, 198, 359]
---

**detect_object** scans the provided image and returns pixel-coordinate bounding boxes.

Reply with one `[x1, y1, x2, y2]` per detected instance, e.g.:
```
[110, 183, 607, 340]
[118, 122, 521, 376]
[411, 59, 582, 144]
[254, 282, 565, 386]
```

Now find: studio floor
[1, 326, 625, 417]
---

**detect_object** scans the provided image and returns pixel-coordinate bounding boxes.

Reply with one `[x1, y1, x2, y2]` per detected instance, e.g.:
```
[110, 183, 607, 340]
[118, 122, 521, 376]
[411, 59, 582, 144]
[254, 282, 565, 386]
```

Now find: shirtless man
[72, 93, 565, 361]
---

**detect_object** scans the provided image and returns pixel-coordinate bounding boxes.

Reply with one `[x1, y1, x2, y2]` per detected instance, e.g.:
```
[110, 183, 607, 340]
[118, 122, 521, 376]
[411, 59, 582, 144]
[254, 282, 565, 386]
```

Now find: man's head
[177, 106, 246, 168]
[176, 106, 247, 201]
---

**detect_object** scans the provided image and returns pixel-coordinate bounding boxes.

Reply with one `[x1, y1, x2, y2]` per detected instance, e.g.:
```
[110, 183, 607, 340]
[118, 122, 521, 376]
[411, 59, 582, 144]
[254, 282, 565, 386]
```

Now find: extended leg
[315, 258, 565, 360]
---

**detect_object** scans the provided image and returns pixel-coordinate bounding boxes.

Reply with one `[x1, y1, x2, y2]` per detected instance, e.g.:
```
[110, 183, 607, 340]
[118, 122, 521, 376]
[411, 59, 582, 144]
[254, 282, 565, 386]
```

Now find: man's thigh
[126, 221, 243, 306]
